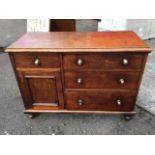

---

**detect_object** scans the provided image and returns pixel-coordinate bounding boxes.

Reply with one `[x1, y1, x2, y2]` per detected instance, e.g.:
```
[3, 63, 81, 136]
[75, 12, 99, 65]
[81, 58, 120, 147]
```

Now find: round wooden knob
[76, 58, 83, 66]
[77, 99, 84, 106]
[122, 58, 128, 65]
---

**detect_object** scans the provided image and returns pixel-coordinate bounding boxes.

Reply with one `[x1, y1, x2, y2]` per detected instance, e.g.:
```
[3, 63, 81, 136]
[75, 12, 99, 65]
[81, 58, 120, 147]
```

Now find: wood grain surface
[64, 71, 141, 90]
[7, 32, 151, 116]
[63, 53, 145, 70]
[65, 90, 136, 111]
[6, 31, 151, 52]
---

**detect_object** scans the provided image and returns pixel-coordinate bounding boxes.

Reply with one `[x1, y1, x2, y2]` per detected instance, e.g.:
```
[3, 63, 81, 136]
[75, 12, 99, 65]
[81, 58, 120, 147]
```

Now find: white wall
[98, 19, 127, 31]
[98, 19, 155, 40]
[127, 19, 155, 39]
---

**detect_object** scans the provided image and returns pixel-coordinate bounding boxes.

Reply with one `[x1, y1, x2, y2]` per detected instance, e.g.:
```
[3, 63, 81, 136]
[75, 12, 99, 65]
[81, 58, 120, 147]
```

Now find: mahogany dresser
[6, 31, 152, 120]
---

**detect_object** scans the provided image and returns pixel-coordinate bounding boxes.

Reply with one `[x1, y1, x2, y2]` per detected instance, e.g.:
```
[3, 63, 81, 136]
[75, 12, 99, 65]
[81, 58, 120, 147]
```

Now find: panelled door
[18, 70, 64, 110]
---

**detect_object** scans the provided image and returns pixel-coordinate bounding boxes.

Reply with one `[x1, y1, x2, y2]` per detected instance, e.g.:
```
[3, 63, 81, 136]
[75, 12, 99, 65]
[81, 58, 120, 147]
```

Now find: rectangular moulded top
[5, 31, 152, 53]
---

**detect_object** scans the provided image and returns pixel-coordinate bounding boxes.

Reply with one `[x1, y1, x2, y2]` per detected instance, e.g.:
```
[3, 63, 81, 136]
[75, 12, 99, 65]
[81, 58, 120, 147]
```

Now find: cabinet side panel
[135, 53, 149, 104]
[9, 53, 30, 109]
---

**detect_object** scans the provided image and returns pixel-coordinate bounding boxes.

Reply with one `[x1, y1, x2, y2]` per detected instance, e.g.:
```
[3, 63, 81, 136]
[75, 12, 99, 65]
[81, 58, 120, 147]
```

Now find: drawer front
[13, 53, 60, 68]
[65, 91, 136, 111]
[64, 71, 141, 90]
[63, 53, 145, 70]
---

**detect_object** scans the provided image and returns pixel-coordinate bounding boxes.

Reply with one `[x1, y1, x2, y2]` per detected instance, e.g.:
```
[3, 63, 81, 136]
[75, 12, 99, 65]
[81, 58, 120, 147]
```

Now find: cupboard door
[18, 70, 64, 110]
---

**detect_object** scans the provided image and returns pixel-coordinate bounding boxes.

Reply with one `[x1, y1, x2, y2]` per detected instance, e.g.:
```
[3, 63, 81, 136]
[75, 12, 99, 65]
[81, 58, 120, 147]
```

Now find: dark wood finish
[9, 53, 30, 109]
[65, 91, 136, 111]
[63, 53, 145, 70]
[50, 19, 76, 31]
[5, 32, 152, 118]
[24, 109, 136, 114]
[64, 71, 141, 90]
[13, 53, 60, 68]
[59, 54, 66, 109]
[6, 32, 151, 52]
[17, 69, 64, 110]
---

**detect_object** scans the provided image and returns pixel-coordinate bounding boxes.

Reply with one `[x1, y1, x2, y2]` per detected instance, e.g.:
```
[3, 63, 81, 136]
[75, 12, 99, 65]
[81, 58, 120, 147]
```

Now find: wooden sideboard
[6, 31, 152, 120]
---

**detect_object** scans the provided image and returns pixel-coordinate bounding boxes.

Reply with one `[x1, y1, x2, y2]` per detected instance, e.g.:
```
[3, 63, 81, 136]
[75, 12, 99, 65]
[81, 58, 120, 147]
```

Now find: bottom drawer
[65, 91, 137, 111]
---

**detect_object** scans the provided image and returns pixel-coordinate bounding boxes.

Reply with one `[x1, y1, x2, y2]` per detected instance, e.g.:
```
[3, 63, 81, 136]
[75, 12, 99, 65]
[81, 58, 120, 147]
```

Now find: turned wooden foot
[124, 114, 134, 121]
[27, 113, 40, 119]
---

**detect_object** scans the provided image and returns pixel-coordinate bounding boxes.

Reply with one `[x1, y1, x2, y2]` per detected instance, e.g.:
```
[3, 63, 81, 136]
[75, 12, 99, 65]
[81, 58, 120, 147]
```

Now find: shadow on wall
[0, 19, 27, 48]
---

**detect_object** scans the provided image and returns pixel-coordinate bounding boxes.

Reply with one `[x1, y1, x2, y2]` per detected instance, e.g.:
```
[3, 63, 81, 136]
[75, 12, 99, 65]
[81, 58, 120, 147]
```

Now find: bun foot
[27, 113, 40, 119]
[124, 114, 134, 121]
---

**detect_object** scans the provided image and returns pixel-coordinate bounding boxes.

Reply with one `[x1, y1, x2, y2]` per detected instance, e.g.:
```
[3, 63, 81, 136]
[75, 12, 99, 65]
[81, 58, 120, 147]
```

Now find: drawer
[63, 53, 145, 70]
[65, 91, 136, 111]
[13, 53, 60, 68]
[64, 71, 141, 90]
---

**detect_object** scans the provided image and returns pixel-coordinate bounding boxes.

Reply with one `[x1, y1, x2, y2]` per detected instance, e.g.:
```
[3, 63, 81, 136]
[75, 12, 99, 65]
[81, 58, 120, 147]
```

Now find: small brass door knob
[76, 58, 83, 66]
[34, 58, 40, 66]
[116, 99, 122, 106]
[77, 78, 83, 84]
[122, 58, 128, 65]
[77, 99, 84, 106]
[119, 78, 125, 84]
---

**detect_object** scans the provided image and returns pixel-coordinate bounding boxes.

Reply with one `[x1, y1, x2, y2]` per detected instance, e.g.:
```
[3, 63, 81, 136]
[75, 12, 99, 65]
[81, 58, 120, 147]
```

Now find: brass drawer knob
[77, 99, 84, 106]
[119, 78, 125, 84]
[116, 99, 122, 106]
[77, 78, 83, 84]
[34, 58, 40, 66]
[122, 58, 128, 65]
[76, 58, 83, 66]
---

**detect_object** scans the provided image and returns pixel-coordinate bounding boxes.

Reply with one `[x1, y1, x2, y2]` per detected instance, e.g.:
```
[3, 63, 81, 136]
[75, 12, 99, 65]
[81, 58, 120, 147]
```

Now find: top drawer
[13, 53, 60, 68]
[63, 53, 145, 70]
